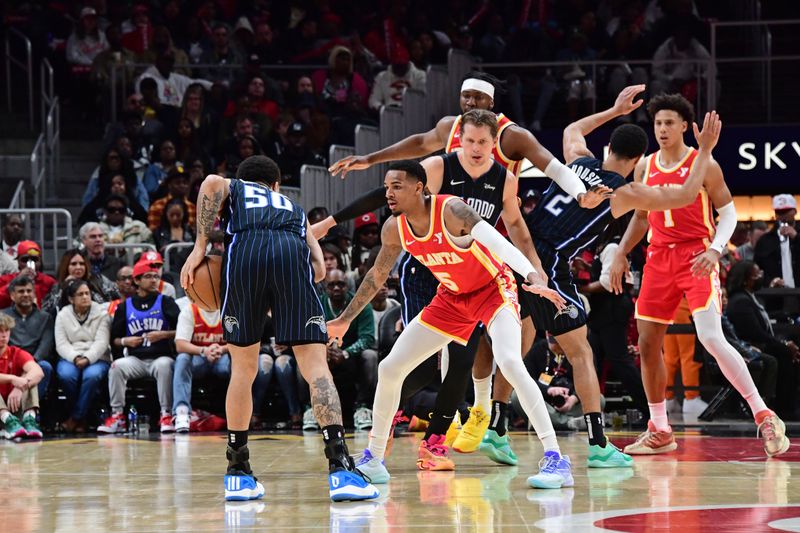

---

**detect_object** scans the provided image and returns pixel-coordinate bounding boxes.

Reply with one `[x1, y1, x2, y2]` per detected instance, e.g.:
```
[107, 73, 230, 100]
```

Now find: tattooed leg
[294, 344, 344, 426]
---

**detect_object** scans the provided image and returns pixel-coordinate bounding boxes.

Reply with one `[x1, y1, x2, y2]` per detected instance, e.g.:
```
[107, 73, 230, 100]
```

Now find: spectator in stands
[185, 158, 206, 205]
[0, 313, 44, 440]
[143, 140, 182, 200]
[370, 283, 400, 343]
[66, 7, 109, 115]
[139, 77, 175, 138]
[351, 213, 381, 275]
[100, 260, 179, 434]
[113, 134, 149, 182]
[136, 251, 178, 298]
[727, 261, 800, 418]
[275, 122, 326, 187]
[41, 248, 117, 315]
[720, 287, 778, 406]
[139, 26, 191, 76]
[136, 50, 213, 108]
[177, 16, 210, 65]
[147, 167, 197, 232]
[179, 84, 219, 158]
[83, 146, 149, 211]
[99, 194, 153, 257]
[322, 244, 345, 275]
[91, 24, 136, 106]
[606, 26, 650, 124]
[237, 75, 280, 122]
[174, 119, 205, 165]
[313, 46, 371, 145]
[0, 215, 23, 275]
[218, 134, 263, 178]
[251, 21, 279, 64]
[80, 223, 122, 281]
[55, 279, 111, 433]
[121, 3, 154, 56]
[737, 221, 769, 262]
[200, 23, 244, 86]
[319, 269, 377, 431]
[153, 198, 195, 265]
[651, 24, 713, 104]
[755, 195, 799, 290]
[1, 276, 54, 401]
[80, 173, 150, 227]
[0, 242, 58, 310]
[556, 29, 598, 122]
[221, 94, 272, 146]
[368, 47, 427, 111]
[290, 76, 330, 152]
[476, 14, 507, 62]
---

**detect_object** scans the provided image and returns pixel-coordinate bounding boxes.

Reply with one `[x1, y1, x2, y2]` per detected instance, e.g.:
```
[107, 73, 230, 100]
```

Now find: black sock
[425, 412, 455, 440]
[488, 400, 509, 437]
[228, 430, 248, 450]
[584, 412, 607, 447]
[322, 424, 352, 472]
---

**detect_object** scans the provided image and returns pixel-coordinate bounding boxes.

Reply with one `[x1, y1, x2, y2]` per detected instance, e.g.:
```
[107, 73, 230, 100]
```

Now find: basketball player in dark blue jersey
[181, 156, 378, 503]
[472, 85, 723, 469]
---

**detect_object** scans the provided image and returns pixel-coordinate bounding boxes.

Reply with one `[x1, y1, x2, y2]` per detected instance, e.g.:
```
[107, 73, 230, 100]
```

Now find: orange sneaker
[408, 415, 430, 432]
[417, 434, 456, 471]
[623, 421, 677, 455]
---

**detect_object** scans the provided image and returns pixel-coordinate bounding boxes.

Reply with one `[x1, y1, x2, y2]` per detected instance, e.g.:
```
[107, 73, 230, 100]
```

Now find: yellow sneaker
[452, 406, 490, 453]
[443, 411, 462, 447]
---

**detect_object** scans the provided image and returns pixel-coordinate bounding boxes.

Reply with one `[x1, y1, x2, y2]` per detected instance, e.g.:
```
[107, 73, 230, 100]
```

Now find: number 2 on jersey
[244, 184, 293, 212]
[544, 194, 574, 217]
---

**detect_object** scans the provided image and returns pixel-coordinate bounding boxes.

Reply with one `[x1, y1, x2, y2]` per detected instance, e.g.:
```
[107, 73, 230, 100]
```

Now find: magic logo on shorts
[224, 316, 239, 333]
[554, 304, 579, 320]
[306, 315, 327, 333]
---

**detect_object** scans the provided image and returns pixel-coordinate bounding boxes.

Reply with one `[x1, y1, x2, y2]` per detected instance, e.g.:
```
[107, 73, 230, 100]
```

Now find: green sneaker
[587, 442, 633, 468]
[21, 413, 42, 439]
[478, 429, 518, 466]
[2, 414, 27, 439]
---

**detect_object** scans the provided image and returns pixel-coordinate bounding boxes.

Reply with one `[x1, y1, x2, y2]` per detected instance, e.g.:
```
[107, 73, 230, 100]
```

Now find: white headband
[461, 78, 494, 99]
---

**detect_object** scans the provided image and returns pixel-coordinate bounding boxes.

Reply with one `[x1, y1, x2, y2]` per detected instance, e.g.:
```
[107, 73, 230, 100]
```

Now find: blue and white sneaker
[329, 469, 380, 502]
[355, 449, 390, 484]
[224, 472, 266, 501]
[527, 451, 574, 489]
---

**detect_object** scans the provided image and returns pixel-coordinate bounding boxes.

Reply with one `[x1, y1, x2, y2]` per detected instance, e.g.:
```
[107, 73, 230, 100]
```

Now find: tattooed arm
[326, 218, 404, 343]
[180, 174, 229, 288]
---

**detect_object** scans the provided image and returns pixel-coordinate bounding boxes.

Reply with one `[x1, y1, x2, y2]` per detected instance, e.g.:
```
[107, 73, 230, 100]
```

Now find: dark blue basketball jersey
[438, 152, 506, 226]
[527, 156, 627, 258]
[223, 179, 307, 237]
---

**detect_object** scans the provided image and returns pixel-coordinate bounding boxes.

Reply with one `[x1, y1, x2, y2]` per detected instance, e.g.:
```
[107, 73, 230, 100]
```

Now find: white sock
[488, 309, 560, 454]
[0, 411, 10, 423]
[23, 409, 36, 419]
[649, 401, 669, 431]
[472, 374, 492, 413]
[176, 405, 190, 416]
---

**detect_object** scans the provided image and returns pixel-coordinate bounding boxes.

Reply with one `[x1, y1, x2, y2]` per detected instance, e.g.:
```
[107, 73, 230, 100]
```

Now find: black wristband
[332, 186, 385, 223]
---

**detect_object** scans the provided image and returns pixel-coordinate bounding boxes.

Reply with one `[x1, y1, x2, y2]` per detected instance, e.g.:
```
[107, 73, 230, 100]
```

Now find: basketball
[185, 255, 222, 311]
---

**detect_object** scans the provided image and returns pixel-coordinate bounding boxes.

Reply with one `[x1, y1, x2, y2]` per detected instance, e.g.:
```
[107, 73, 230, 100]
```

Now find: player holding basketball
[609, 94, 789, 457]
[181, 156, 378, 502]
[327, 160, 575, 490]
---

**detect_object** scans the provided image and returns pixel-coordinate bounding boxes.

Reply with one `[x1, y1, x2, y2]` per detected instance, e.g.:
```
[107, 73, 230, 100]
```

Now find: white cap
[772, 194, 797, 211]
[80, 7, 97, 18]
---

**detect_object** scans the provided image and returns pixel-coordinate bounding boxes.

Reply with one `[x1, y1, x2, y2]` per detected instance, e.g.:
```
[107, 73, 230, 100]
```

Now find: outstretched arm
[327, 218, 404, 342]
[306, 220, 326, 282]
[563, 84, 646, 164]
[610, 111, 722, 217]
[180, 174, 230, 288]
[311, 186, 386, 239]
[328, 116, 454, 178]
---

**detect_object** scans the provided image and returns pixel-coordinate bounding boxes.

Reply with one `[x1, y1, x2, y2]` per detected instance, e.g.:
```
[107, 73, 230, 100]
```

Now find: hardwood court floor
[1, 428, 799, 532]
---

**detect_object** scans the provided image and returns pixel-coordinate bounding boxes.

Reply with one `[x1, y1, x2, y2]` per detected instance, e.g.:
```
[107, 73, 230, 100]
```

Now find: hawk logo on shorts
[306, 315, 327, 333]
[553, 304, 580, 320]
[224, 316, 239, 333]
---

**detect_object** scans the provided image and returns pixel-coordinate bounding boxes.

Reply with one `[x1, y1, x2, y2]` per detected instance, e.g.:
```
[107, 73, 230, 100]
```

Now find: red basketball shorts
[635, 240, 722, 324]
[418, 267, 520, 344]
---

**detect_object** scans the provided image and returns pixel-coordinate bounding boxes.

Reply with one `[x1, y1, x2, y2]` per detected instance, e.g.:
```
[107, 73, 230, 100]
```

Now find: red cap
[133, 260, 160, 278]
[391, 46, 409, 65]
[17, 241, 41, 257]
[141, 250, 164, 265]
[354, 212, 378, 230]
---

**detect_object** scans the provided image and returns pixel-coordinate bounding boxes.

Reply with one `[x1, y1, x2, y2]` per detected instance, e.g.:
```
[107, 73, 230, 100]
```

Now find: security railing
[0, 208, 73, 273]
[103, 242, 157, 266]
[4, 28, 33, 130]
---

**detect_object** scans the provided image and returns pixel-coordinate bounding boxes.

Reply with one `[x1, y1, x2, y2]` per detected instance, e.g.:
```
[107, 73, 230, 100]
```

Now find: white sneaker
[303, 408, 319, 431]
[354, 407, 373, 432]
[666, 398, 681, 414]
[682, 397, 708, 417]
[175, 413, 191, 433]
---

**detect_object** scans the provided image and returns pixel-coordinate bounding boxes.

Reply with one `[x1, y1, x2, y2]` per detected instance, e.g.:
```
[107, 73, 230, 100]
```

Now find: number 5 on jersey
[244, 183, 293, 212]
[434, 272, 460, 292]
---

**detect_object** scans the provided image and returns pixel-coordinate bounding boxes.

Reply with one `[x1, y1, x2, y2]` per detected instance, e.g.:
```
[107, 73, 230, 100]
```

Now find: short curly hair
[647, 93, 695, 124]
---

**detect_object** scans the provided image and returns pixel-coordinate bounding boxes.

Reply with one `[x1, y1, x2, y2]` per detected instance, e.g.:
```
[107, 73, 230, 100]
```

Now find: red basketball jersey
[445, 113, 523, 176]
[191, 304, 225, 347]
[397, 195, 507, 294]
[643, 148, 715, 246]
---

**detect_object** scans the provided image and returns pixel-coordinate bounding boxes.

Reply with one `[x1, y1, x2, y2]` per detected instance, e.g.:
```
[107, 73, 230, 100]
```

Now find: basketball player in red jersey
[327, 160, 577, 489]
[609, 94, 789, 457]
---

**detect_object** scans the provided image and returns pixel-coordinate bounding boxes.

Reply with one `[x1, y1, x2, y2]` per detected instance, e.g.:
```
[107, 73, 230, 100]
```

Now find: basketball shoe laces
[757, 417, 777, 441]
[424, 435, 448, 456]
[538, 454, 559, 474]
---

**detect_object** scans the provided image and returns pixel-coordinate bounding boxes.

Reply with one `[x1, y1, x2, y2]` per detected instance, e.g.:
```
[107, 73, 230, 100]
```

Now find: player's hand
[613, 84, 646, 116]
[690, 249, 720, 278]
[577, 185, 615, 209]
[326, 318, 351, 346]
[328, 155, 371, 179]
[523, 273, 566, 310]
[693, 111, 722, 152]
[311, 216, 337, 240]
[180, 247, 206, 290]
[609, 250, 630, 295]
[7, 387, 23, 412]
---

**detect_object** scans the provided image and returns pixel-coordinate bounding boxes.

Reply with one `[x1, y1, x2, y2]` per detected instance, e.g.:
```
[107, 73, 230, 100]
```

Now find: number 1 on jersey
[663, 209, 675, 227]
